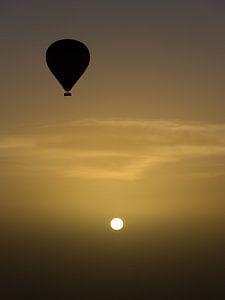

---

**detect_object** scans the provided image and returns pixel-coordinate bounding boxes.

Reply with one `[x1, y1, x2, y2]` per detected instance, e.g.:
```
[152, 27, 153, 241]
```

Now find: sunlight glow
[110, 218, 124, 230]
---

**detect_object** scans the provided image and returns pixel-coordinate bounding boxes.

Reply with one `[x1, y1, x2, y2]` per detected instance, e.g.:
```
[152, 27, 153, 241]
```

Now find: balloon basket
[64, 92, 71, 96]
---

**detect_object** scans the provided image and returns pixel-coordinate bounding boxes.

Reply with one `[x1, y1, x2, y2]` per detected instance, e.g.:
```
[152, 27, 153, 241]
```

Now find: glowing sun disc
[110, 218, 124, 230]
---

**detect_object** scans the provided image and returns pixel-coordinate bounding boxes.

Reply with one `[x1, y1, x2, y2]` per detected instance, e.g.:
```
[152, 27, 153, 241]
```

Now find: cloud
[0, 119, 225, 180]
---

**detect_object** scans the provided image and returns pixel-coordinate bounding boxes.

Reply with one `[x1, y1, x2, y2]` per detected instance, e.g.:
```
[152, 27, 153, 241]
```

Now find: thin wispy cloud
[0, 119, 225, 180]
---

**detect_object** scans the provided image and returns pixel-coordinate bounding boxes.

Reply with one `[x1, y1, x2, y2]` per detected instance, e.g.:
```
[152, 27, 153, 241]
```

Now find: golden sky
[0, 1, 225, 299]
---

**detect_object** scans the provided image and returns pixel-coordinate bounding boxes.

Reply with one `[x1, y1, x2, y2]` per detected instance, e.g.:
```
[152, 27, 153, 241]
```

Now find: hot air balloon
[46, 39, 90, 96]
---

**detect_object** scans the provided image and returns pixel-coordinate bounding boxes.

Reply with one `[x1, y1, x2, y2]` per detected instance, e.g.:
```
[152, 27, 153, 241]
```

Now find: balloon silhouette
[46, 39, 90, 96]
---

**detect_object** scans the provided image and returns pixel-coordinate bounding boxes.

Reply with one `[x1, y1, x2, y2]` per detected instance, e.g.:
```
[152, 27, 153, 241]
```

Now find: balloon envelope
[46, 39, 90, 96]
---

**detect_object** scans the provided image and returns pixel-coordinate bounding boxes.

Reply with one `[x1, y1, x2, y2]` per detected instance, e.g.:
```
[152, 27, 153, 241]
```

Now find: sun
[110, 218, 124, 231]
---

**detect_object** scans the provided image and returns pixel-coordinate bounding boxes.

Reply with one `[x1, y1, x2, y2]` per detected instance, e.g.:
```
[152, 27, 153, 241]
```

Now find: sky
[0, 1, 225, 299]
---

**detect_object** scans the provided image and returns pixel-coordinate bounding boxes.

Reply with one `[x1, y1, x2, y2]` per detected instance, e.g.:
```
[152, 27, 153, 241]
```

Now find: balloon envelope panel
[46, 39, 90, 92]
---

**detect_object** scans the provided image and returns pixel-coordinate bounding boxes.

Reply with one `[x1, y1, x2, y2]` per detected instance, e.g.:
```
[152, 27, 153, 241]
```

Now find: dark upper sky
[0, 1, 225, 299]
[1, 0, 225, 125]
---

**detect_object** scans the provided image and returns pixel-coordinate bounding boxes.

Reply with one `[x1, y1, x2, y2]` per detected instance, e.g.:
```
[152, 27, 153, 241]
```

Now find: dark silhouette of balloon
[46, 39, 90, 96]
